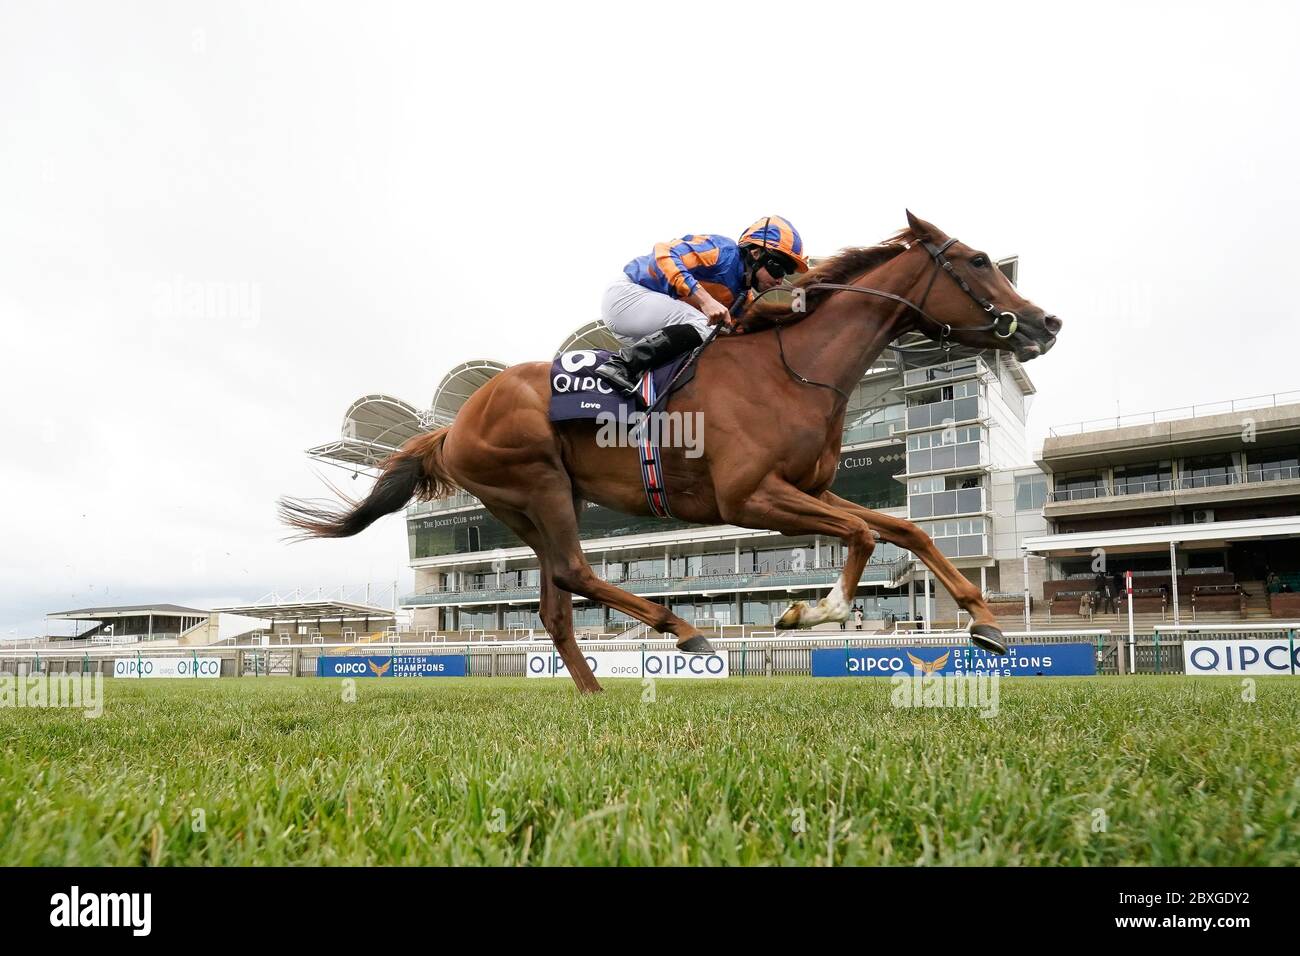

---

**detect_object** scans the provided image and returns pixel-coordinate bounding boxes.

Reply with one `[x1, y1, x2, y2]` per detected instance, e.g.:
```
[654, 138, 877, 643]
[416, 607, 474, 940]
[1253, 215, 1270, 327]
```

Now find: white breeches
[600, 277, 711, 346]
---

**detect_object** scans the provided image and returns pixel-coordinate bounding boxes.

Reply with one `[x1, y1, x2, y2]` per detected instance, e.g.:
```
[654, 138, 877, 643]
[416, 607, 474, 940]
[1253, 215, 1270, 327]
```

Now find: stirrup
[594, 359, 640, 396]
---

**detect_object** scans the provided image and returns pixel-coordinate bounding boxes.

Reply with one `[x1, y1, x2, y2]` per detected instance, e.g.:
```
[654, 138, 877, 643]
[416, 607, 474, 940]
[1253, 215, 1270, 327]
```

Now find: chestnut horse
[281, 212, 1061, 693]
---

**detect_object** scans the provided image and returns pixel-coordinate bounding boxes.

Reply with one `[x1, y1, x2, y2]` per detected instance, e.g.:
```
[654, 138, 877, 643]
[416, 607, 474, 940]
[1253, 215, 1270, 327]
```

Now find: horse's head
[903, 211, 1061, 362]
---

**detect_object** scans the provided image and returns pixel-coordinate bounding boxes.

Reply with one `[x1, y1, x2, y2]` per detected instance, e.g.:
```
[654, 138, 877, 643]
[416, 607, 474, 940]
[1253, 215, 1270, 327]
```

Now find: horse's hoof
[775, 602, 805, 630]
[676, 635, 716, 655]
[970, 623, 1008, 656]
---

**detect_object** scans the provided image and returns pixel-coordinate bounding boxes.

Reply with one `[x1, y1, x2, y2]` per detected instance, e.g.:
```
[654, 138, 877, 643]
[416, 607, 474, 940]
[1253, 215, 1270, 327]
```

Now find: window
[698, 552, 735, 576]
[1114, 461, 1172, 495]
[905, 381, 982, 429]
[843, 401, 905, 444]
[909, 474, 985, 519]
[906, 426, 984, 474]
[1180, 454, 1234, 489]
[1052, 473, 1107, 502]
[1246, 445, 1299, 483]
[625, 558, 664, 580]
[1015, 473, 1048, 511]
[904, 358, 979, 387]
[573, 606, 604, 628]
[920, 517, 988, 558]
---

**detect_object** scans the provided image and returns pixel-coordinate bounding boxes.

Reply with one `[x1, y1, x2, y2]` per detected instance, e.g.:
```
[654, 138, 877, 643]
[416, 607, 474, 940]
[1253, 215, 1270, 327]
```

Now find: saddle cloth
[547, 349, 693, 422]
[548, 347, 699, 518]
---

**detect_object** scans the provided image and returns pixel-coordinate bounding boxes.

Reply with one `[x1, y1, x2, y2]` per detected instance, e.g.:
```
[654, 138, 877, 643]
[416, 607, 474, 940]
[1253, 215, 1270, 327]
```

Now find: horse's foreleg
[723, 477, 875, 630]
[819, 491, 1008, 654]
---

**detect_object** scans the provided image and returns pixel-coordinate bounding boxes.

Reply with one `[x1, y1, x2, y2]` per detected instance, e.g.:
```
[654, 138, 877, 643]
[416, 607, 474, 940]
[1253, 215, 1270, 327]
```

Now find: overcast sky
[2, 1, 1297, 637]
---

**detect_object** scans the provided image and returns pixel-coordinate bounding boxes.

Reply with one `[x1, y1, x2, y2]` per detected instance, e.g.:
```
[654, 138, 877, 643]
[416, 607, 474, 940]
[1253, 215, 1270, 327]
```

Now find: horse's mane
[739, 229, 914, 332]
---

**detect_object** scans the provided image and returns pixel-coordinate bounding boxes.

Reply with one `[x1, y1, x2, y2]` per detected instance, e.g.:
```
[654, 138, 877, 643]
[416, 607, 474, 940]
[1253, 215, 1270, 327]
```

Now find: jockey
[595, 216, 810, 394]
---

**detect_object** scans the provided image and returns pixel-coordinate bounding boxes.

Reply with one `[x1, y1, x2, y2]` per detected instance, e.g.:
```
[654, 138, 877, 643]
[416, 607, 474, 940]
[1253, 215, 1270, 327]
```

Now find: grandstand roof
[307, 393, 428, 471]
[1022, 514, 1300, 555]
[214, 598, 397, 623]
[429, 360, 507, 426]
[556, 320, 621, 355]
[47, 604, 210, 621]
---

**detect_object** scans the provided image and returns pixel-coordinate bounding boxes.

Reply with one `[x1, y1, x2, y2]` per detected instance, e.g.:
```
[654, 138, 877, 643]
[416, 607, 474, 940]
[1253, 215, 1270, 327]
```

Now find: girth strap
[637, 371, 673, 518]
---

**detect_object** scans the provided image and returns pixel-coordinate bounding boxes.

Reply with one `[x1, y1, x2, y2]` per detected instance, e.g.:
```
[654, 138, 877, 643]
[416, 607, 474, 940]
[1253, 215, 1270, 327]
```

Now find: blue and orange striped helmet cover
[738, 215, 810, 272]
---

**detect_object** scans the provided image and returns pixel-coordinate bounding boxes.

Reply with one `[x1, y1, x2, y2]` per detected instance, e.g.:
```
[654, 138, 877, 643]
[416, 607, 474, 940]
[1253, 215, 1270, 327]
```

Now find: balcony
[903, 360, 983, 389]
[402, 556, 913, 607]
[903, 442, 988, 477]
[896, 397, 986, 435]
[1046, 466, 1300, 514]
[908, 487, 987, 521]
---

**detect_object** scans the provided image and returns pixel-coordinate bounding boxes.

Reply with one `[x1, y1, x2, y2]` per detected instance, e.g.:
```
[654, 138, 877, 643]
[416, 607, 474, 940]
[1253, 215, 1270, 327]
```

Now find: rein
[759, 236, 1021, 398]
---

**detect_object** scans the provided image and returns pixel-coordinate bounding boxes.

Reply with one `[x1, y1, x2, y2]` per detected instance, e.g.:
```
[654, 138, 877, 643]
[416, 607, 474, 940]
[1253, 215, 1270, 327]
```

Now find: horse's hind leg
[538, 572, 602, 693]
[521, 491, 714, 655]
[489, 506, 603, 693]
[819, 491, 1007, 654]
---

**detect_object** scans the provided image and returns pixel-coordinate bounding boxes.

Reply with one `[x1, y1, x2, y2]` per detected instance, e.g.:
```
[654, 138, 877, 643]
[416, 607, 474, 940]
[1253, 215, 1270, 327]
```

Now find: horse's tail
[279, 428, 457, 539]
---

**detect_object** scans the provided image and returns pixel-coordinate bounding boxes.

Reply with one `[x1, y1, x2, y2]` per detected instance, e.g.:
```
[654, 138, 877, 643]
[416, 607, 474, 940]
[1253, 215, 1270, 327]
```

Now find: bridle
[913, 237, 1019, 345]
[762, 236, 1021, 400]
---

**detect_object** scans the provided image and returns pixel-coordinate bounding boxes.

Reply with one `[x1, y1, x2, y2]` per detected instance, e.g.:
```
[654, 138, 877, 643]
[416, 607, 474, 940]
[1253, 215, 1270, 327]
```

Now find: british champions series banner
[316, 655, 468, 678]
[811, 643, 1096, 677]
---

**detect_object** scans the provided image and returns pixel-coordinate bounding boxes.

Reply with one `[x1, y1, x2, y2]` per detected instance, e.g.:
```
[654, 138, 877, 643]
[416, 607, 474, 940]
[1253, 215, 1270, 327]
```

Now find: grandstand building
[41, 590, 399, 647]
[45, 604, 216, 644]
[1023, 394, 1300, 624]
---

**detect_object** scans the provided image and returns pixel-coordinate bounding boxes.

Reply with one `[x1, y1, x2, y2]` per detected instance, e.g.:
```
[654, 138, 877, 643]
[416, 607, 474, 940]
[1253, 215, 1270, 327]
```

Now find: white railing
[0, 630, 1118, 659]
[90, 634, 142, 646]
[1049, 390, 1300, 437]
[1153, 622, 1300, 633]
[1050, 466, 1300, 502]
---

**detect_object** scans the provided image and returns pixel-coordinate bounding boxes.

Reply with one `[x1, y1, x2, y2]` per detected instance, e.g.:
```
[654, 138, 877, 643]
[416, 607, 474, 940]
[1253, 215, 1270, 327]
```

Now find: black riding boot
[595, 326, 705, 396]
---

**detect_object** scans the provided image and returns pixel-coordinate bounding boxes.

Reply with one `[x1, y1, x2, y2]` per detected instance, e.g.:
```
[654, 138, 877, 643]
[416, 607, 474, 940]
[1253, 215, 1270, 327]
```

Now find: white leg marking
[788, 582, 851, 628]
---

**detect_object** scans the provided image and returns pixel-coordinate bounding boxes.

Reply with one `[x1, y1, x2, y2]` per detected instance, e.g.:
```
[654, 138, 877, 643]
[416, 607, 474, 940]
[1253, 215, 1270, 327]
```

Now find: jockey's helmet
[738, 216, 810, 274]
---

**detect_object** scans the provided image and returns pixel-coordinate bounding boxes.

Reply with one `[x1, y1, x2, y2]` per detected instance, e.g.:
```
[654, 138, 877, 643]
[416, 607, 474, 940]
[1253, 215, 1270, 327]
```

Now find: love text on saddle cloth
[548, 349, 694, 517]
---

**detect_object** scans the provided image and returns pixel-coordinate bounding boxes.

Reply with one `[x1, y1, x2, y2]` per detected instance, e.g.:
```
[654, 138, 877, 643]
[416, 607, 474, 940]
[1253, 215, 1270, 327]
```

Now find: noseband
[761, 236, 1021, 399]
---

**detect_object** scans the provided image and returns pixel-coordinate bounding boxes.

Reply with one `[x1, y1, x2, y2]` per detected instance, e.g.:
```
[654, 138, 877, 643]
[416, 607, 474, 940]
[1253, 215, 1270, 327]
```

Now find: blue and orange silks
[622, 234, 753, 310]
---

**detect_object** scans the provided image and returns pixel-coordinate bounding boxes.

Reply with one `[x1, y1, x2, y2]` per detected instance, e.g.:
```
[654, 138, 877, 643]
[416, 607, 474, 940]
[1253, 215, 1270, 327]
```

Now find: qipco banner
[114, 657, 222, 678]
[526, 650, 729, 679]
[317, 655, 468, 677]
[1183, 639, 1299, 676]
[811, 643, 1096, 678]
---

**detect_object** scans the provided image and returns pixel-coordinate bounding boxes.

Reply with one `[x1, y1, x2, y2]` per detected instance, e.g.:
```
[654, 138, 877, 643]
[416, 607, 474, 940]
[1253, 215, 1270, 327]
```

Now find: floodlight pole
[1126, 570, 1135, 675]
[1022, 550, 1031, 631]
[1169, 541, 1180, 626]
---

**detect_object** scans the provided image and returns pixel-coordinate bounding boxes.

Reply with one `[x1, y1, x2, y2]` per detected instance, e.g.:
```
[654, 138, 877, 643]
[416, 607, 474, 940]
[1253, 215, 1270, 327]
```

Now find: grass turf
[1, 675, 1297, 865]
